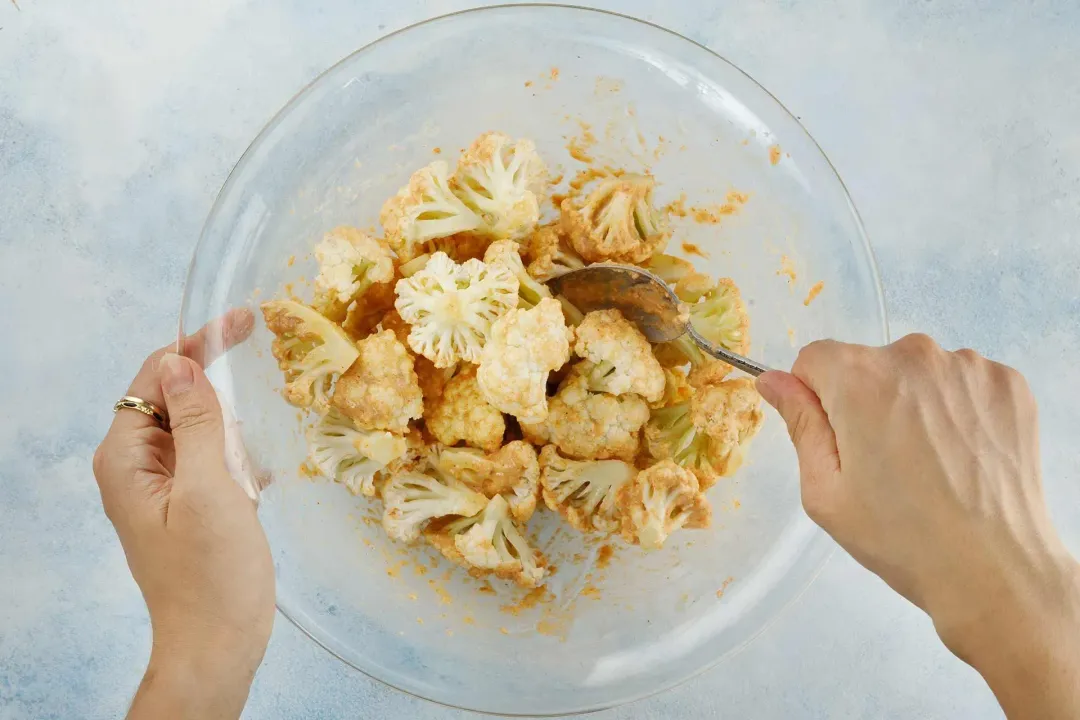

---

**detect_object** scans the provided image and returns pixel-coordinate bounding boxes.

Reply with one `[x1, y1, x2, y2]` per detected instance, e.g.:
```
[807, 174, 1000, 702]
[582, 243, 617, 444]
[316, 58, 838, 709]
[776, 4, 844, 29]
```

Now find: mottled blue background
[1, 1, 1078, 718]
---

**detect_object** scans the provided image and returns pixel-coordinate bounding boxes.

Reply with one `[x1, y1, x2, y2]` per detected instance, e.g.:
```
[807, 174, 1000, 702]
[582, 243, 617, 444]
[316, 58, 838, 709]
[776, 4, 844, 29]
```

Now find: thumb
[756, 370, 841, 509]
[159, 353, 226, 476]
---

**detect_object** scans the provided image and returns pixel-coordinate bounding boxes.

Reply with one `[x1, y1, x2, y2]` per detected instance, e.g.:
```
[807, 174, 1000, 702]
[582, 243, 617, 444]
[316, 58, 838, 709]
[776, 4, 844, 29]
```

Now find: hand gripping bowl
[180, 5, 887, 716]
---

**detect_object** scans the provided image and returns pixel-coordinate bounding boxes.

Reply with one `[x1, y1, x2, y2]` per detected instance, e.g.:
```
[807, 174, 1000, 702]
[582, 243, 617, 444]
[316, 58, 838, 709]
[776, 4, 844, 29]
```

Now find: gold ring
[113, 396, 169, 427]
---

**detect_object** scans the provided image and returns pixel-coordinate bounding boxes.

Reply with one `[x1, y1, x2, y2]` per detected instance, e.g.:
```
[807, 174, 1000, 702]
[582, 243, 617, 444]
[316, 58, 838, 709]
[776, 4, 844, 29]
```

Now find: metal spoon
[548, 264, 771, 377]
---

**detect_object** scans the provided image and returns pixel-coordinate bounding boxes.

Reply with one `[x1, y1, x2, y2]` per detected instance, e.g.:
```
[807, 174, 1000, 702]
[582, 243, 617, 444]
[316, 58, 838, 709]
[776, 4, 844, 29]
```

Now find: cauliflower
[617, 459, 711, 550]
[662, 278, 751, 373]
[643, 254, 712, 303]
[560, 173, 669, 264]
[395, 252, 518, 368]
[342, 281, 398, 342]
[434, 441, 540, 522]
[450, 132, 547, 241]
[476, 297, 573, 423]
[331, 329, 423, 432]
[483, 239, 551, 308]
[523, 369, 649, 461]
[380, 161, 485, 261]
[644, 376, 764, 488]
[426, 494, 546, 588]
[311, 226, 395, 321]
[426, 366, 506, 453]
[538, 445, 635, 533]
[261, 300, 359, 409]
[573, 309, 665, 403]
[306, 411, 407, 497]
[652, 366, 694, 410]
[427, 232, 494, 263]
[382, 469, 488, 543]
[523, 224, 585, 281]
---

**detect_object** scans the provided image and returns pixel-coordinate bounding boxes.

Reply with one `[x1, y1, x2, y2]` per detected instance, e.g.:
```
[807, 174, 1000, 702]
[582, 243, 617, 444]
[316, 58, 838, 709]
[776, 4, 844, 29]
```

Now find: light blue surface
[1, 1, 1077, 718]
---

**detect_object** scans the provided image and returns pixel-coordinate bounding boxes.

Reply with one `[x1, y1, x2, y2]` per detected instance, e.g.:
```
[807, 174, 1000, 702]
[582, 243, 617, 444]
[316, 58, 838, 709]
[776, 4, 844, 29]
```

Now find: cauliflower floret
[651, 366, 694, 409]
[523, 224, 585, 282]
[538, 445, 635, 533]
[476, 297, 573, 423]
[395, 251, 518, 368]
[342, 281, 398, 342]
[642, 254, 712, 302]
[483, 239, 551, 308]
[617, 459, 711, 550]
[426, 366, 506, 453]
[434, 441, 540, 522]
[661, 278, 751, 374]
[382, 469, 488, 543]
[523, 369, 649, 461]
[644, 377, 764, 488]
[573, 309, 665, 403]
[261, 300, 359, 409]
[331, 330, 423, 432]
[450, 132, 547, 241]
[560, 173, 669, 264]
[426, 494, 546, 588]
[306, 411, 407, 497]
[311, 226, 395, 321]
[380, 161, 486, 261]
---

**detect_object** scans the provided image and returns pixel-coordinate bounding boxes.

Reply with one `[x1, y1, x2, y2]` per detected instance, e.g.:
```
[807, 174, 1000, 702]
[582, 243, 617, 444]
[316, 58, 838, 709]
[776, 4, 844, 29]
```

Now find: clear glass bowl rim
[179, 3, 890, 716]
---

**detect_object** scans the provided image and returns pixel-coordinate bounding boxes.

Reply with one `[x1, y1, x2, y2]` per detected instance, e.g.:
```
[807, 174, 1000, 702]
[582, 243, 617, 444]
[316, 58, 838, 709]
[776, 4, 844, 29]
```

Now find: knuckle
[896, 333, 939, 357]
[953, 348, 981, 364]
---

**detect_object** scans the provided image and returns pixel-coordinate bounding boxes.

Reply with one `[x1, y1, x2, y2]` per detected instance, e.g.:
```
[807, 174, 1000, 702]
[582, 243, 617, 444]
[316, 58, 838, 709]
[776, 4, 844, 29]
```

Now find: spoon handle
[687, 326, 772, 377]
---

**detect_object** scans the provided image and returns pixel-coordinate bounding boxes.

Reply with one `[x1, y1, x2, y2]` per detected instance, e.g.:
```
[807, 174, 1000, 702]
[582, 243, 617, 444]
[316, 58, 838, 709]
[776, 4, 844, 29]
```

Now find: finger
[159, 354, 227, 482]
[756, 370, 841, 524]
[108, 308, 255, 435]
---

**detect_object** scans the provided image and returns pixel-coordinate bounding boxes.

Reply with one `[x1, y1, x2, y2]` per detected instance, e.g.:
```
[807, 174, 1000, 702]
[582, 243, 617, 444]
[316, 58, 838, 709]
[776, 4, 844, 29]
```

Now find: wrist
[128, 644, 262, 720]
[940, 553, 1080, 717]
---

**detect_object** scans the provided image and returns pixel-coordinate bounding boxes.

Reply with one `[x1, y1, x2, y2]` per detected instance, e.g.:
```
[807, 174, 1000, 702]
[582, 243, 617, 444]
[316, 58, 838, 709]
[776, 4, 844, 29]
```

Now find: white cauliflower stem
[618, 459, 711, 550]
[666, 278, 751, 375]
[574, 309, 665, 403]
[428, 494, 546, 588]
[306, 411, 407, 497]
[538, 445, 635, 533]
[261, 300, 359, 409]
[382, 469, 488, 543]
[435, 441, 540, 522]
[451, 132, 547, 241]
[395, 251, 518, 367]
[380, 161, 485, 261]
[312, 226, 395, 321]
[483, 239, 551, 308]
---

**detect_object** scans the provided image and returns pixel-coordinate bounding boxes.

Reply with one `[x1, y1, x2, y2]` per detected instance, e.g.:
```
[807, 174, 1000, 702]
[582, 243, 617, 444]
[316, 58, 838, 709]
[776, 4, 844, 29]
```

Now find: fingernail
[160, 353, 194, 395]
[755, 372, 780, 408]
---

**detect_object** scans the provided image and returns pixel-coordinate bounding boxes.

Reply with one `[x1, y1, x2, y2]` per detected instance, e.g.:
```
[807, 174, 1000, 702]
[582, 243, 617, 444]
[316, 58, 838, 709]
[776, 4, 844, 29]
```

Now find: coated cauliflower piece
[261, 300, 359, 409]
[380, 161, 485, 261]
[382, 469, 489, 543]
[311, 226, 395, 321]
[538, 445, 636, 533]
[560, 173, 669, 264]
[450, 131, 547, 241]
[425, 494, 547, 588]
[523, 369, 649, 462]
[476, 297, 573, 423]
[662, 278, 751, 377]
[426, 366, 506, 453]
[342, 281, 398, 342]
[483, 239, 551, 308]
[644, 376, 764, 488]
[434, 441, 540, 522]
[643, 254, 712, 303]
[617, 459, 711, 550]
[573, 309, 665, 403]
[395, 251, 519, 368]
[651, 366, 694, 409]
[306, 411, 407, 497]
[523, 223, 585, 282]
[331, 329, 423, 432]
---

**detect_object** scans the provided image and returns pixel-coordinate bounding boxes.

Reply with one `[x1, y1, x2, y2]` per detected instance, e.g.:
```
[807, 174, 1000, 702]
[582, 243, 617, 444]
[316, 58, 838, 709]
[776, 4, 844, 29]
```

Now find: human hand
[757, 335, 1080, 719]
[93, 310, 275, 720]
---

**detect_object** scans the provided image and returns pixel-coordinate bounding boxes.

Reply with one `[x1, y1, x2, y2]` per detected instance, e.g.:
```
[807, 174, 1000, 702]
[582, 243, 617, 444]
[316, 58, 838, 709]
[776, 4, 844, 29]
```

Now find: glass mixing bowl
[181, 5, 887, 715]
